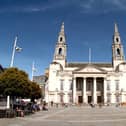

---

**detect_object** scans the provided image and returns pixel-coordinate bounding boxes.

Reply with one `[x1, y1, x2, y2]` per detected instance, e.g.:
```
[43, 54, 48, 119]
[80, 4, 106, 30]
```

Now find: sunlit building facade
[45, 23, 126, 105]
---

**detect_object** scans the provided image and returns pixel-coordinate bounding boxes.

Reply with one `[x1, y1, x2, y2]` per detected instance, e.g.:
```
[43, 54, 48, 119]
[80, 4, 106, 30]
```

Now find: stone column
[93, 78, 97, 104]
[7, 96, 10, 109]
[55, 88, 58, 103]
[83, 78, 87, 104]
[64, 93, 68, 103]
[104, 78, 107, 104]
[73, 78, 76, 103]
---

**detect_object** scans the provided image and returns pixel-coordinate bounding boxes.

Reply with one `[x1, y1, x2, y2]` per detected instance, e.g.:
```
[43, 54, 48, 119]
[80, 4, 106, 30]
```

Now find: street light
[10, 36, 22, 67]
[31, 61, 37, 81]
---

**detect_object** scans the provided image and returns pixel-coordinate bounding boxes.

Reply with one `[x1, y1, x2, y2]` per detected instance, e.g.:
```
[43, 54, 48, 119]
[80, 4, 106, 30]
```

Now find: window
[86, 83, 92, 91]
[77, 83, 82, 90]
[86, 78, 93, 91]
[117, 48, 120, 55]
[69, 80, 72, 90]
[115, 80, 119, 90]
[76, 78, 83, 91]
[97, 83, 102, 91]
[60, 95, 64, 103]
[107, 80, 110, 91]
[69, 95, 72, 103]
[60, 80, 64, 90]
[107, 95, 111, 103]
[116, 37, 119, 42]
[96, 79, 103, 91]
[60, 37, 63, 41]
[116, 96, 120, 103]
[58, 48, 62, 55]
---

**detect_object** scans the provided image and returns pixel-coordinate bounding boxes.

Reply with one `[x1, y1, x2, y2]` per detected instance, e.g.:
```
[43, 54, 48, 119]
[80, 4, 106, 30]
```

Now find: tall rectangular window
[96, 78, 103, 91]
[60, 80, 64, 91]
[86, 78, 93, 91]
[69, 95, 72, 103]
[115, 80, 119, 90]
[107, 95, 111, 103]
[60, 95, 64, 103]
[76, 78, 83, 91]
[107, 80, 111, 91]
[86, 83, 92, 91]
[116, 96, 120, 103]
[69, 80, 72, 90]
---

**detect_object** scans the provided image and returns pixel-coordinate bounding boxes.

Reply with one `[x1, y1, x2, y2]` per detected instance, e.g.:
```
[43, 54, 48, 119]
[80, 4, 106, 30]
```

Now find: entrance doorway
[97, 96, 102, 103]
[88, 96, 92, 103]
[78, 96, 83, 103]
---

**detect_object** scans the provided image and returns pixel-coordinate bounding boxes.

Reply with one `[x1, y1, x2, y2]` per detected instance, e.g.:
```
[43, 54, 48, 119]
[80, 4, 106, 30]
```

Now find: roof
[33, 75, 47, 85]
[66, 62, 112, 68]
[72, 63, 108, 74]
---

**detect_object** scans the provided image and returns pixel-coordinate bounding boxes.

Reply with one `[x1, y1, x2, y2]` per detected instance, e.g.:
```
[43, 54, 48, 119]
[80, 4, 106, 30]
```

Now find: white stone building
[45, 22, 126, 105]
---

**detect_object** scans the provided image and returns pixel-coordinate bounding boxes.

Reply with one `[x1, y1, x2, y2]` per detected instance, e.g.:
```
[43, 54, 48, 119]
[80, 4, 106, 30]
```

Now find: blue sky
[0, 0, 126, 79]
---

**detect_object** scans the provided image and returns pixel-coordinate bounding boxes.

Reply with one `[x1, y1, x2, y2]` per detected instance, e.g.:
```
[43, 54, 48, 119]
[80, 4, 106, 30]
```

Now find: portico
[73, 77, 105, 104]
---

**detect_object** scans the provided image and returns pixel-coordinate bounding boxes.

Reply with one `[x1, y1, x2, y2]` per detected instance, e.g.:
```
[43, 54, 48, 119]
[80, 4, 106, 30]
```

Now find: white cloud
[80, 0, 94, 9]
[105, 0, 126, 10]
[80, 0, 126, 14]
[0, 1, 66, 13]
[0, 0, 126, 14]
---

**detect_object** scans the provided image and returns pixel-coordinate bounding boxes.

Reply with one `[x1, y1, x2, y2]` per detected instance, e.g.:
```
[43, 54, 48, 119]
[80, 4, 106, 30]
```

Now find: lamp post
[9, 36, 22, 109]
[31, 61, 37, 81]
[10, 36, 18, 67]
[9, 36, 17, 110]
[10, 36, 22, 67]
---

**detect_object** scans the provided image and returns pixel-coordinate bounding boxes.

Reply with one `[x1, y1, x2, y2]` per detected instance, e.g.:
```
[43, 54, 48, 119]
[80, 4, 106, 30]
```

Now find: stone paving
[1, 106, 126, 126]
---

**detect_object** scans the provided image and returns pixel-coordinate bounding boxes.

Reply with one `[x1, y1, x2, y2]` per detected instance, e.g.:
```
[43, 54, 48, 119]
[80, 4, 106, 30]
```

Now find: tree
[30, 82, 42, 101]
[0, 68, 41, 99]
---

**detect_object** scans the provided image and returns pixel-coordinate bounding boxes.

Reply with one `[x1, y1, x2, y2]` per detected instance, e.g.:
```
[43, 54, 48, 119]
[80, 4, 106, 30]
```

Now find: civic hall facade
[45, 23, 126, 105]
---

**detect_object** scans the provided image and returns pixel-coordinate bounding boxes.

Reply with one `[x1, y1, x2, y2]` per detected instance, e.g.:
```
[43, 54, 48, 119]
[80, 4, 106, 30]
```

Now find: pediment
[74, 64, 106, 73]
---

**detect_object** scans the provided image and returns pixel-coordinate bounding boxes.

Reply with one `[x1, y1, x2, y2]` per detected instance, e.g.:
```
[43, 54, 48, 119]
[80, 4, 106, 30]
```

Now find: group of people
[90, 102, 103, 108]
[15, 106, 24, 117]
[42, 101, 48, 111]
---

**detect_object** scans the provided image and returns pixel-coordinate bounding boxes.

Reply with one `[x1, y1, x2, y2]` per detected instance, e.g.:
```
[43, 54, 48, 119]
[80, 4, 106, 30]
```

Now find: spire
[114, 23, 119, 36]
[57, 22, 66, 43]
[53, 22, 67, 66]
[59, 22, 65, 36]
[112, 23, 125, 68]
[113, 22, 121, 44]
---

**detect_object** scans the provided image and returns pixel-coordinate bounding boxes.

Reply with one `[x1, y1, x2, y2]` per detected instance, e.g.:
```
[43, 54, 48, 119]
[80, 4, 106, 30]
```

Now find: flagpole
[89, 48, 91, 64]
[10, 36, 18, 67]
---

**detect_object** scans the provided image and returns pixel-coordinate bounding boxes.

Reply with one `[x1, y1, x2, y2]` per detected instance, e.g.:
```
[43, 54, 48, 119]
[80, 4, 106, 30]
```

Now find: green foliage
[30, 82, 42, 99]
[0, 68, 41, 99]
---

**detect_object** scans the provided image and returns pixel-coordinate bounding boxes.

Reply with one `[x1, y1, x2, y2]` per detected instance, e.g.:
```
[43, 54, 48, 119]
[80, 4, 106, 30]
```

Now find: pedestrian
[51, 101, 53, 107]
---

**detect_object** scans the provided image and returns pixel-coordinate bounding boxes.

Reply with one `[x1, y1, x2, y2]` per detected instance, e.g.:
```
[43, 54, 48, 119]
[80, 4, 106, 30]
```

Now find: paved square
[1, 106, 126, 126]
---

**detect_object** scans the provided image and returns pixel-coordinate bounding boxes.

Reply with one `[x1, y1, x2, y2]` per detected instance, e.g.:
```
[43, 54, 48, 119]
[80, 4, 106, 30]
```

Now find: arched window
[60, 37, 63, 42]
[117, 48, 120, 55]
[116, 38, 119, 42]
[58, 48, 62, 55]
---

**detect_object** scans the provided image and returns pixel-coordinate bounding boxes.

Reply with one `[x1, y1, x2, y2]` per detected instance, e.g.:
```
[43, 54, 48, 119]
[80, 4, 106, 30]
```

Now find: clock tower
[53, 22, 67, 67]
[112, 23, 125, 68]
